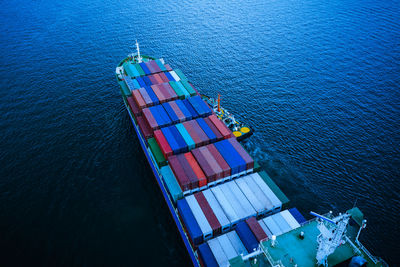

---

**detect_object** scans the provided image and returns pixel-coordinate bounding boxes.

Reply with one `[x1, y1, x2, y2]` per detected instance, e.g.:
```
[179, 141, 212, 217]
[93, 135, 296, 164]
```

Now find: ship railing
[344, 235, 379, 264]
[259, 242, 285, 267]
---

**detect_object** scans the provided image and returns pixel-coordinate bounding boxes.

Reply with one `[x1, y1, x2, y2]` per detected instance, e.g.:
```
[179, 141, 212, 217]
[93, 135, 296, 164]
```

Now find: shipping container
[164, 71, 175, 81]
[251, 173, 282, 211]
[169, 155, 191, 192]
[148, 74, 158, 85]
[136, 77, 146, 88]
[235, 221, 258, 253]
[158, 72, 170, 83]
[211, 186, 240, 225]
[177, 198, 203, 245]
[120, 81, 131, 97]
[288, 208, 307, 224]
[162, 103, 179, 124]
[234, 178, 264, 215]
[153, 129, 173, 158]
[216, 235, 238, 262]
[202, 189, 231, 231]
[188, 96, 212, 117]
[133, 63, 146, 76]
[144, 61, 156, 74]
[157, 82, 172, 100]
[132, 90, 146, 109]
[169, 102, 185, 122]
[122, 63, 138, 77]
[147, 106, 163, 129]
[138, 87, 153, 107]
[142, 108, 157, 130]
[151, 84, 167, 103]
[148, 137, 167, 168]
[136, 116, 153, 139]
[139, 62, 151, 75]
[245, 217, 268, 242]
[155, 59, 167, 72]
[207, 239, 229, 266]
[153, 73, 164, 84]
[176, 124, 195, 150]
[183, 99, 199, 118]
[258, 171, 289, 207]
[169, 81, 186, 99]
[189, 120, 209, 146]
[152, 105, 172, 128]
[127, 96, 141, 118]
[177, 81, 191, 98]
[204, 117, 223, 141]
[181, 80, 197, 96]
[161, 83, 178, 100]
[161, 127, 180, 155]
[214, 140, 245, 175]
[257, 219, 273, 239]
[194, 192, 221, 235]
[199, 147, 223, 180]
[197, 243, 218, 267]
[227, 138, 254, 171]
[149, 60, 162, 73]
[242, 174, 274, 213]
[144, 86, 159, 105]
[177, 154, 198, 189]
[160, 165, 183, 203]
[206, 144, 231, 178]
[192, 149, 216, 183]
[142, 76, 153, 86]
[175, 100, 192, 120]
[169, 126, 188, 154]
[196, 118, 217, 143]
[123, 76, 136, 91]
[174, 69, 188, 81]
[186, 195, 213, 240]
[182, 121, 202, 147]
[262, 216, 282, 236]
[271, 212, 292, 234]
[208, 115, 233, 139]
[185, 152, 207, 187]
[226, 231, 248, 256]
[164, 64, 173, 71]
[219, 183, 247, 220]
[132, 79, 141, 89]
[226, 181, 256, 218]
[169, 70, 181, 81]
[280, 210, 301, 230]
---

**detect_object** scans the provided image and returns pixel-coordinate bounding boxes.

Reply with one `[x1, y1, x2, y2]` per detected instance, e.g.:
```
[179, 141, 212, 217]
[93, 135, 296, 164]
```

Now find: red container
[151, 85, 167, 103]
[184, 152, 207, 187]
[189, 120, 209, 146]
[182, 121, 201, 147]
[164, 64, 173, 71]
[192, 148, 216, 182]
[194, 192, 222, 235]
[149, 60, 162, 73]
[169, 101, 185, 122]
[227, 138, 254, 169]
[161, 83, 178, 100]
[199, 147, 223, 180]
[148, 74, 158, 85]
[246, 217, 268, 242]
[177, 154, 198, 189]
[142, 108, 158, 130]
[157, 83, 172, 100]
[139, 87, 152, 107]
[153, 73, 164, 84]
[206, 144, 231, 178]
[203, 117, 223, 141]
[132, 90, 146, 109]
[145, 61, 156, 73]
[137, 116, 153, 139]
[127, 96, 141, 118]
[208, 114, 234, 139]
[154, 130, 173, 158]
[169, 155, 191, 191]
[158, 72, 170, 83]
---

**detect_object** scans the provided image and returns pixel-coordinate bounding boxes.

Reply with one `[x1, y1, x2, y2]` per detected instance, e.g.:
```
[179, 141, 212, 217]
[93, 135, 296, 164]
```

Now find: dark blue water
[1, 0, 399, 265]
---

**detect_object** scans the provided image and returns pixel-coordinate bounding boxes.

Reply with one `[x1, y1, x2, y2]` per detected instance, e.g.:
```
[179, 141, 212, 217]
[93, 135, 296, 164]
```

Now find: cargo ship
[115, 42, 386, 267]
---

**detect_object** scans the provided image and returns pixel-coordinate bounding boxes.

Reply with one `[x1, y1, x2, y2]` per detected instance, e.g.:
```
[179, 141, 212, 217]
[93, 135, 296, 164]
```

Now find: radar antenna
[310, 211, 351, 266]
[136, 40, 143, 63]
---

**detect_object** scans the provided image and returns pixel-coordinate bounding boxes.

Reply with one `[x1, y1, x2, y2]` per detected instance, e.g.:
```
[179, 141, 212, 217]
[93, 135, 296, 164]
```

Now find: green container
[174, 69, 188, 81]
[160, 165, 183, 203]
[148, 138, 167, 168]
[176, 124, 195, 150]
[169, 81, 186, 99]
[155, 59, 167, 72]
[180, 80, 196, 96]
[119, 80, 131, 97]
[253, 160, 261, 172]
[258, 171, 289, 207]
[134, 63, 146, 76]
[176, 81, 191, 98]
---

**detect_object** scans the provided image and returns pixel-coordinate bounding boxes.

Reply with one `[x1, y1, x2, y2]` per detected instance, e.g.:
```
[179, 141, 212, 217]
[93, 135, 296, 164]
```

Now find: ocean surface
[0, 0, 399, 265]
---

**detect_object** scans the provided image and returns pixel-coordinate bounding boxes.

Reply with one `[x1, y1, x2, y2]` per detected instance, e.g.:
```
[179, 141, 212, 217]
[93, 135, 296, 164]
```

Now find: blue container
[162, 103, 179, 124]
[169, 126, 188, 153]
[124, 77, 135, 91]
[221, 140, 246, 173]
[164, 71, 175, 82]
[235, 221, 258, 253]
[175, 100, 192, 121]
[214, 140, 245, 174]
[189, 96, 212, 117]
[144, 86, 159, 105]
[187, 96, 203, 116]
[198, 243, 218, 267]
[149, 106, 164, 128]
[160, 165, 183, 203]
[289, 208, 307, 224]
[161, 127, 180, 154]
[176, 124, 196, 150]
[155, 59, 167, 72]
[177, 199, 203, 245]
[196, 118, 217, 143]
[142, 76, 153, 86]
[133, 79, 141, 89]
[156, 105, 172, 127]
[182, 99, 199, 118]
[139, 62, 151, 75]
[136, 77, 146, 88]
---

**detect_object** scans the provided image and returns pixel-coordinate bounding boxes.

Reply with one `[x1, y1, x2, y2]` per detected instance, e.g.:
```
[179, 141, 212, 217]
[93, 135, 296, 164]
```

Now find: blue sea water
[0, 0, 399, 265]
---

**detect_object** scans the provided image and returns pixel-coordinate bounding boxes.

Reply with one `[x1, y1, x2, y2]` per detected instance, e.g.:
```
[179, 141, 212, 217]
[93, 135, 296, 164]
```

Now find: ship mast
[136, 40, 143, 63]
